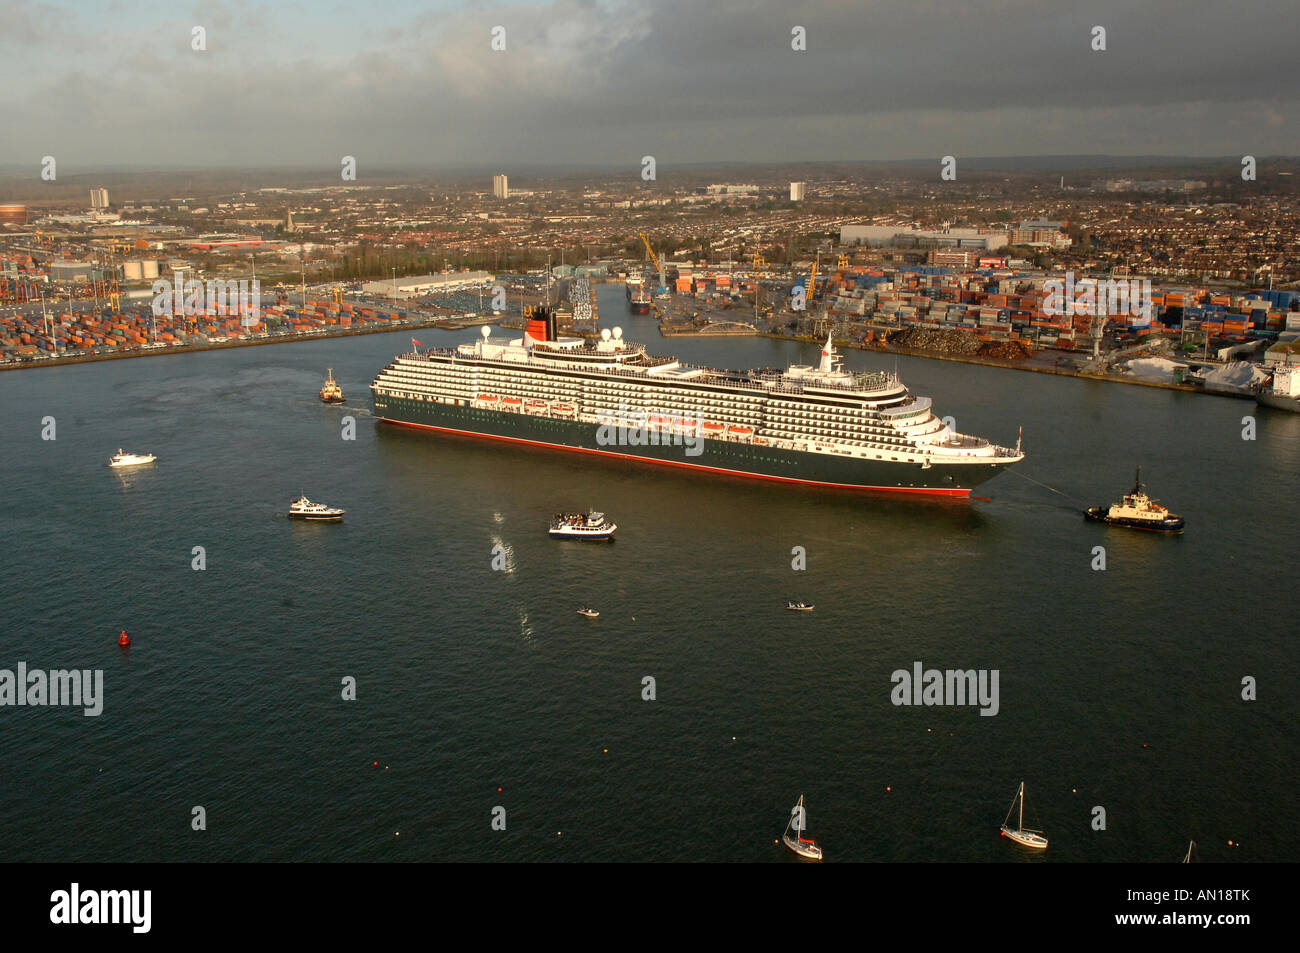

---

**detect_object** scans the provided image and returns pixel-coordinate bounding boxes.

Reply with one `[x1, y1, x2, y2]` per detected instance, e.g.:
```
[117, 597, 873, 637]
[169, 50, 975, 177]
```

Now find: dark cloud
[1, 0, 1295, 169]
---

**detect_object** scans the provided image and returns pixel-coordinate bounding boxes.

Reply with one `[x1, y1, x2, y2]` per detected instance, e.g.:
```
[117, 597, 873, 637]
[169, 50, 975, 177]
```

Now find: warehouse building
[360, 271, 494, 298]
[840, 225, 1009, 250]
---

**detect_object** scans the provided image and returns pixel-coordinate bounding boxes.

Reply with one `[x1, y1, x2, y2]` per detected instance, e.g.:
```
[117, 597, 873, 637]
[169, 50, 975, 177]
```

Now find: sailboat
[1000, 782, 1048, 849]
[781, 794, 824, 861]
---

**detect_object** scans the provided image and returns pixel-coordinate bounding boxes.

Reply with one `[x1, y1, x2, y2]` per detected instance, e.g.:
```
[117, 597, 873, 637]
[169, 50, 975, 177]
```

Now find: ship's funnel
[526, 304, 558, 343]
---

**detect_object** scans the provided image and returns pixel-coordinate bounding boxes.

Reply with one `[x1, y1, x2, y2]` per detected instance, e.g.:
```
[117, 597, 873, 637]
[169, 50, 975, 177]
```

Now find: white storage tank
[122, 261, 144, 280]
[142, 260, 160, 279]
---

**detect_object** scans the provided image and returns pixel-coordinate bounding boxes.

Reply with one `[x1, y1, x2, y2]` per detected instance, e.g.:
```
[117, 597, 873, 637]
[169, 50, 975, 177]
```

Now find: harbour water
[0, 283, 1294, 862]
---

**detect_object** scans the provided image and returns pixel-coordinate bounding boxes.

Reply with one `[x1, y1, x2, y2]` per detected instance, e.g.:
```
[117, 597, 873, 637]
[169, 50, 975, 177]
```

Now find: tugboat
[288, 496, 345, 521]
[109, 449, 156, 468]
[319, 368, 345, 404]
[1084, 467, 1184, 533]
[549, 511, 616, 540]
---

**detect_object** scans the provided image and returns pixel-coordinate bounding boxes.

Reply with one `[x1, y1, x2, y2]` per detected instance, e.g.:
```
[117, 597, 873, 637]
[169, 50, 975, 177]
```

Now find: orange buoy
[118, 631, 130, 647]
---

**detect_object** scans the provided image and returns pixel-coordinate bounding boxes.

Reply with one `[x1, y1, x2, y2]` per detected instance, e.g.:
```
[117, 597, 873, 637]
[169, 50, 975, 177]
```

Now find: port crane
[638, 232, 667, 295]
[802, 254, 819, 307]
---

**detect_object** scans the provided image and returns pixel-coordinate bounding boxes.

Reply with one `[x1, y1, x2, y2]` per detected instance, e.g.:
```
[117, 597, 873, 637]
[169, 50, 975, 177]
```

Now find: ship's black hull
[1084, 508, 1184, 532]
[371, 393, 1012, 496]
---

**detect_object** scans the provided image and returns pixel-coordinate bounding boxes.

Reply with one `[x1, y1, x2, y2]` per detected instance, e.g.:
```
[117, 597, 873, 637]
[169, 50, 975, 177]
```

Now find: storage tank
[141, 260, 160, 279]
[122, 261, 144, 281]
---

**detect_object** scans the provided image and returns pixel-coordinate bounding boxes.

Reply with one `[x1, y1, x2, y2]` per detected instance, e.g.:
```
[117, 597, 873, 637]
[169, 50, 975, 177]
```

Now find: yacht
[288, 496, 345, 521]
[109, 449, 156, 468]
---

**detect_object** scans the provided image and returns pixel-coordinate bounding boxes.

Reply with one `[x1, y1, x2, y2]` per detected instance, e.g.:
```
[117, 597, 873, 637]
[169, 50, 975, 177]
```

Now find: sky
[0, 0, 1296, 174]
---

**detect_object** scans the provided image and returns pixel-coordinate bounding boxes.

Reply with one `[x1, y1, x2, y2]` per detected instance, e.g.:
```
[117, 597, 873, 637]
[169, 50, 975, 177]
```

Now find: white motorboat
[288, 496, 345, 521]
[109, 449, 156, 468]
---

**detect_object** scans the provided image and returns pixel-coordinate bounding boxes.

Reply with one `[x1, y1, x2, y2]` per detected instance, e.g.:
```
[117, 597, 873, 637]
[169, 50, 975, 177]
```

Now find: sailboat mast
[1019, 782, 1025, 830]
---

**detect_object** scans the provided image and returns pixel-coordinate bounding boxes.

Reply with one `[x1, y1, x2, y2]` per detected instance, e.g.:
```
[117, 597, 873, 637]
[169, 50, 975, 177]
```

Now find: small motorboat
[786, 601, 815, 612]
[576, 606, 600, 619]
[550, 511, 616, 541]
[109, 449, 156, 468]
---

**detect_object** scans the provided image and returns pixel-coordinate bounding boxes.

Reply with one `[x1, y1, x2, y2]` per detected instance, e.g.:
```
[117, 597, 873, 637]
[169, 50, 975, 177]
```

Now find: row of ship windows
[385, 371, 875, 416]
[385, 390, 913, 445]
[390, 396, 913, 460]
[384, 383, 914, 433]
[382, 371, 883, 416]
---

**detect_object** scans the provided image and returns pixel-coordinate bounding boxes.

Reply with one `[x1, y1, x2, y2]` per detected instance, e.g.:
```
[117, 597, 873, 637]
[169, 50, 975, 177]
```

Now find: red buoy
[118, 631, 131, 647]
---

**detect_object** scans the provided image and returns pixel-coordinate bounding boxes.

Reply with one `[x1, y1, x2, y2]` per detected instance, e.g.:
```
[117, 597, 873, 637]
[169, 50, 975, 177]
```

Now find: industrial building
[360, 271, 494, 299]
[493, 175, 509, 199]
[1012, 219, 1071, 249]
[49, 261, 98, 281]
[839, 225, 1009, 251]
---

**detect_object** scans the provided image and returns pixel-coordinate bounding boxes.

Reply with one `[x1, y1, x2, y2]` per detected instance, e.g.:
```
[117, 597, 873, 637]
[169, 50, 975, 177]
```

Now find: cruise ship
[369, 307, 1023, 495]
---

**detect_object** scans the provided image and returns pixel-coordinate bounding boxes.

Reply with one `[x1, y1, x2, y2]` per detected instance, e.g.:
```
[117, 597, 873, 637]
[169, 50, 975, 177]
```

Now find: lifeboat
[701, 421, 725, 434]
[551, 402, 577, 416]
[501, 397, 523, 408]
[526, 399, 548, 412]
[753, 437, 769, 446]
[728, 425, 755, 436]
[476, 394, 499, 404]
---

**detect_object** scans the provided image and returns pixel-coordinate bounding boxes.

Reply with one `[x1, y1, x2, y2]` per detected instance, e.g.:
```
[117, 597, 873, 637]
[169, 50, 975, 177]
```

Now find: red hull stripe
[376, 417, 973, 498]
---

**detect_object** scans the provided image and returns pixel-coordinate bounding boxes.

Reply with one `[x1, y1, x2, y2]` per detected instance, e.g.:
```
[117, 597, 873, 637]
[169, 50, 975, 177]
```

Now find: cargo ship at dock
[369, 306, 1023, 496]
[626, 276, 651, 314]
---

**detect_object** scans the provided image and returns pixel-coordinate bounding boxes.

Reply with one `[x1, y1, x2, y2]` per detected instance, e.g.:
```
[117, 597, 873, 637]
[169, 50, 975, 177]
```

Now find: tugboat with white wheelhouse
[1084, 467, 1183, 533]
[319, 368, 345, 404]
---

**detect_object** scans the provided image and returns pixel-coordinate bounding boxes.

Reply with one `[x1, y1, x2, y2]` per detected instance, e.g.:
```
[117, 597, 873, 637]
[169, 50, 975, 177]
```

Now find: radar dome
[481, 325, 492, 338]
[600, 328, 611, 341]
[613, 326, 623, 339]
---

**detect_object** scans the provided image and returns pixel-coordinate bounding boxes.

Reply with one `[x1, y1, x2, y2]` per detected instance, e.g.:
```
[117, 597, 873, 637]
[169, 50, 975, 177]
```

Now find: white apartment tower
[89, 188, 110, 209]
[789, 182, 807, 202]
[493, 174, 509, 199]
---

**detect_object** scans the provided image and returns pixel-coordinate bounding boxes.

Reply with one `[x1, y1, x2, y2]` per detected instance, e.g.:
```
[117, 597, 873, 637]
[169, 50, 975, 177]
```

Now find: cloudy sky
[2, 0, 1296, 172]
